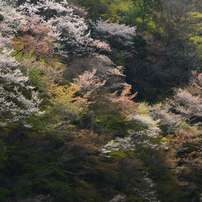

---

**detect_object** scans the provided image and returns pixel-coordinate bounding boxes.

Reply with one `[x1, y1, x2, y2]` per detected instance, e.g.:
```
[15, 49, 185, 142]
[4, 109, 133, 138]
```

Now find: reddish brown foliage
[167, 130, 202, 188]
[109, 83, 138, 115]
[12, 17, 55, 57]
[144, 34, 166, 62]
[68, 130, 104, 155]
[19, 18, 51, 36]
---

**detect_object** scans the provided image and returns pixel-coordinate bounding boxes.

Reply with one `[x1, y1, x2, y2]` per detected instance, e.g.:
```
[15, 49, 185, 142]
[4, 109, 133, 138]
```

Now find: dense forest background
[0, 0, 202, 201]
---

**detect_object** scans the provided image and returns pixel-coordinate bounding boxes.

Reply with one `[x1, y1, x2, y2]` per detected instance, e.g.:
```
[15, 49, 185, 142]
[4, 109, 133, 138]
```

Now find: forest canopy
[0, 0, 202, 201]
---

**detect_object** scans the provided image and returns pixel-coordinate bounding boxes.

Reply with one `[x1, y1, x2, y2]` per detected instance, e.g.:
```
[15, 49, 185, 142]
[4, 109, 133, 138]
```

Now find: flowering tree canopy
[90, 19, 136, 46]
[0, 1, 26, 35]
[0, 18, 42, 127]
[17, 0, 92, 56]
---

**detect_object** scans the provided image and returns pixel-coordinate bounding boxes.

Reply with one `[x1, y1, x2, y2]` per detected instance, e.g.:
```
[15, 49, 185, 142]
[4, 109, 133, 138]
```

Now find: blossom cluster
[90, 19, 136, 46]
[0, 1, 26, 35]
[18, 0, 92, 56]
[0, 20, 42, 127]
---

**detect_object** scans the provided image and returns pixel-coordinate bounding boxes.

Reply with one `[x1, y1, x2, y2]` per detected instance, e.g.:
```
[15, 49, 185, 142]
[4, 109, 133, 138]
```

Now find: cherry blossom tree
[17, 0, 92, 56]
[0, 1, 26, 35]
[0, 20, 42, 127]
[166, 88, 202, 125]
[90, 19, 136, 46]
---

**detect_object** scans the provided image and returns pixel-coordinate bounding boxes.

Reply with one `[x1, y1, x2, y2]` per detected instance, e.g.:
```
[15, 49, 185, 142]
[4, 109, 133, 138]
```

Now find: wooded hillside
[0, 0, 202, 201]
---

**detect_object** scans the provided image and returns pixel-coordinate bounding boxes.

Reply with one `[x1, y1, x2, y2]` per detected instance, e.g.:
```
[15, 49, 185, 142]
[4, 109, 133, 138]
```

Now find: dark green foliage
[0, 187, 9, 201]
[77, 0, 128, 22]
[133, 35, 147, 48]
[135, 146, 188, 202]
[0, 126, 150, 201]
[78, 0, 108, 21]
[87, 94, 129, 138]
[110, 53, 126, 66]
[0, 14, 4, 22]
[0, 139, 7, 171]
[120, 0, 162, 33]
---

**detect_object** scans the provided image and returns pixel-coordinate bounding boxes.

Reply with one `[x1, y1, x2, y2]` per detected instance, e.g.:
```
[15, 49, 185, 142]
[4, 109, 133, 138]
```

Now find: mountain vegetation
[0, 0, 202, 201]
